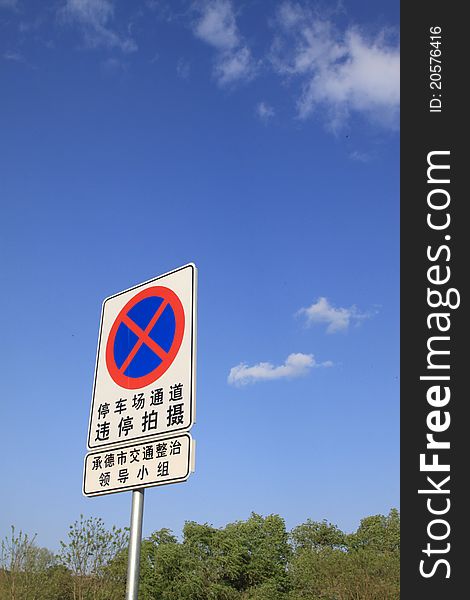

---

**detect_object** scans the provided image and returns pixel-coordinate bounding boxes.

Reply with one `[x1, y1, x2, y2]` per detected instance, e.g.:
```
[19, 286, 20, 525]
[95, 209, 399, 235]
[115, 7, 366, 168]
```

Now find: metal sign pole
[126, 489, 145, 600]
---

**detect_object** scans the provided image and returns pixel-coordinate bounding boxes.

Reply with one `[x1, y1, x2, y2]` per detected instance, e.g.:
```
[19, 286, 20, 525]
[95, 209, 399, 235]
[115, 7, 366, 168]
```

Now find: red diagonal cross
[119, 300, 169, 374]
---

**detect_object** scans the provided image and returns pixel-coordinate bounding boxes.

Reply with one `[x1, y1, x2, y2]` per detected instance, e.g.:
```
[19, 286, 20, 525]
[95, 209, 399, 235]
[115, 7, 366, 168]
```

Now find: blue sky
[1, 0, 399, 552]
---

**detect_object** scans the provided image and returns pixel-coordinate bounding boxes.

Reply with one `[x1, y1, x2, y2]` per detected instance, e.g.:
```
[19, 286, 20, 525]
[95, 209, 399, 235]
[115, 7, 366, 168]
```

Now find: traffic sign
[106, 285, 185, 389]
[87, 264, 197, 449]
[83, 433, 194, 497]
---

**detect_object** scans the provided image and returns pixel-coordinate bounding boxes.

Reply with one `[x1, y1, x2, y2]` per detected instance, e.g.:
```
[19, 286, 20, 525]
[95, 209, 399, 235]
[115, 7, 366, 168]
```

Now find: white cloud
[271, 2, 399, 130]
[297, 297, 372, 333]
[192, 0, 256, 86]
[256, 101, 275, 121]
[59, 0, 137, 53]
[228, 352, 331, 386]
[215, 46, 253, 86]
[101, 56, 128, 75]
[194, 0, 238, 50]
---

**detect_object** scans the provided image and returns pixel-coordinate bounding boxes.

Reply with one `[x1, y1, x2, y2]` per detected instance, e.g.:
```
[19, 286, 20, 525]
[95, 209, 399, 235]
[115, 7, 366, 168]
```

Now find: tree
[128, 513, 291, 600]
[290, 519, 346, 553]
[58, 515, 128, 600]
[2, 509, 400, 600]
[1, 526, 37, 600]
[288, 511, 400, 600]
[107, 527, 181, 600]
[0, 526, 69, 600]
[348, 509, 400, 553]
[216, 513, 291, 593]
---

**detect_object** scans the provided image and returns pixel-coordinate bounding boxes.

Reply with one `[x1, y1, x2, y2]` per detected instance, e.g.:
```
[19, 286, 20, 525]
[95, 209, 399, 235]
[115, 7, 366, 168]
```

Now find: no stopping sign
[106, 286, 185, 389]
[87, 264, 197, 449]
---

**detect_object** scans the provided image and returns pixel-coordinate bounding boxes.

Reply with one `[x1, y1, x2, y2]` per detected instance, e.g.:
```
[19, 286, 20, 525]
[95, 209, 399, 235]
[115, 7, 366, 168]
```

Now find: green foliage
[290, 520, 347, 553]
[58, 514, 128, 600]
[288, 510, 400, 600]
[216, 513, 291, 593]
[241, 579, 288, 600]
[1, 509, 399, 600]
[0, 526, 73, 600]
[347, 508, 400, 553]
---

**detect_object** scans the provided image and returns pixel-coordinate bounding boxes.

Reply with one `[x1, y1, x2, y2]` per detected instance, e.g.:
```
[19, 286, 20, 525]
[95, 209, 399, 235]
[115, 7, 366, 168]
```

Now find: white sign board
[87, 264, 197, 450]
[83, 433, 194, 497]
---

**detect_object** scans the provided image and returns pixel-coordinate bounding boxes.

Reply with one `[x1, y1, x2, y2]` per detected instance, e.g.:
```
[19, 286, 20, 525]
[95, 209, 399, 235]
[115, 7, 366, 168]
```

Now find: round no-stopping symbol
[106, 286, 185, 389]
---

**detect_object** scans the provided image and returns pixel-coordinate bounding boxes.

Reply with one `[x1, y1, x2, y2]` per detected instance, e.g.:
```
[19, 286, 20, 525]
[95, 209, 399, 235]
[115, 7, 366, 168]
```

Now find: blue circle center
[113, 296, 177, 378]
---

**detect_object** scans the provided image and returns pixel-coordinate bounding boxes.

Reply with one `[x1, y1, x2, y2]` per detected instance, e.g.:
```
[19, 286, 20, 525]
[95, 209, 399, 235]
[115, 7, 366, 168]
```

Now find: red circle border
[105, 286, 185, 389]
